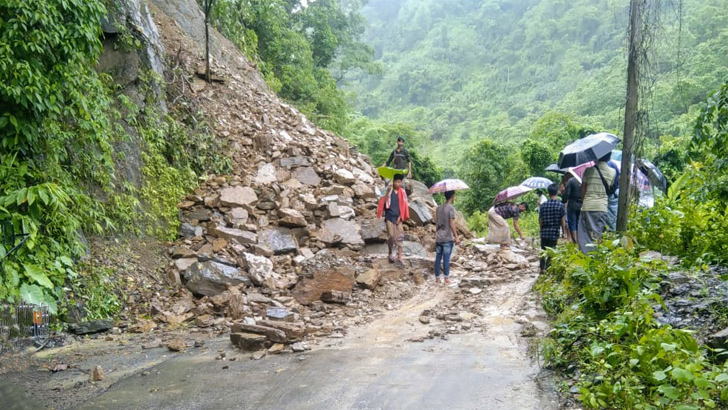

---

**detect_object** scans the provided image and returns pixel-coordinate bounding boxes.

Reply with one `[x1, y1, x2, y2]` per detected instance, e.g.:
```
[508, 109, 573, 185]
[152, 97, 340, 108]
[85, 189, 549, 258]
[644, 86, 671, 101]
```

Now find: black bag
[595, 165, 618, 196]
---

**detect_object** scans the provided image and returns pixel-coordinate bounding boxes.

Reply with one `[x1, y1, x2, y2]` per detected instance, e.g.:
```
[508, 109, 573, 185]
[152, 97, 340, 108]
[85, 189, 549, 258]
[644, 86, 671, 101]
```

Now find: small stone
[291, 342, 306, 352]
[212, 238, 227, 252]
[321, 290, 351, 304]
[142, 339, 163, 349]
[92, 366, 104, 381]
[419, 316, 431, 325]
[167, 340, 187, 352]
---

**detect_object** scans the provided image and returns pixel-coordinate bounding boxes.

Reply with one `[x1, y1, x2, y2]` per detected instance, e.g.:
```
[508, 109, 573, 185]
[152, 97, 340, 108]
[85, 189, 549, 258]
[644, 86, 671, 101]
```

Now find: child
[377, 174, 410, 263]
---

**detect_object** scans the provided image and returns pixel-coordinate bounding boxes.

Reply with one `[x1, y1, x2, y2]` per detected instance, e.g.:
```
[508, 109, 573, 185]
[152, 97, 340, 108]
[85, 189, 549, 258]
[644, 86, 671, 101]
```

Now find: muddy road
[2, 255, 558, 410]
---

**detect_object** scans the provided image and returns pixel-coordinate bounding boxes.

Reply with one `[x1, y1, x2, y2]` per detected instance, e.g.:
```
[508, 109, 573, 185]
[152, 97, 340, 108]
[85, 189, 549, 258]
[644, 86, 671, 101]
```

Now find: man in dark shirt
[561, 171, 582, 243]
[539, 184, 566, 273]
[383, 136, 412, 179]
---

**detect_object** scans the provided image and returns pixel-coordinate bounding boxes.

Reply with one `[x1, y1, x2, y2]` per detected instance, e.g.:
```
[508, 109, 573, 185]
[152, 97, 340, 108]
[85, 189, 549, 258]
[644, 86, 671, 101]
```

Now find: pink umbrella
[494, 185, 532, 204]
[428, 179, 470, 194]
[567, 161, 595, 182]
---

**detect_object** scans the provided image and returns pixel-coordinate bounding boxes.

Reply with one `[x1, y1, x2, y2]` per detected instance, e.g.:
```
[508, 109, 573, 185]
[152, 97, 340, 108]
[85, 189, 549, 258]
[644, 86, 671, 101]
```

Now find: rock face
[293, 268, 355, 305]
[183, 261, 250, 296]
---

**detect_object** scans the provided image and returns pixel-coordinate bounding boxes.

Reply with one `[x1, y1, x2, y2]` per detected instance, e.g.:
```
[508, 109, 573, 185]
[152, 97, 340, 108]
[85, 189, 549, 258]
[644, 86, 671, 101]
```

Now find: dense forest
[346, 0, 728, 166]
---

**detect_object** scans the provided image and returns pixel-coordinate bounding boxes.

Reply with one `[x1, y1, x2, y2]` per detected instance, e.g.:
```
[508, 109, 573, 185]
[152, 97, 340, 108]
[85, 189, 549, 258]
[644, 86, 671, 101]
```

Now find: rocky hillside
[88, 0, 485, 351]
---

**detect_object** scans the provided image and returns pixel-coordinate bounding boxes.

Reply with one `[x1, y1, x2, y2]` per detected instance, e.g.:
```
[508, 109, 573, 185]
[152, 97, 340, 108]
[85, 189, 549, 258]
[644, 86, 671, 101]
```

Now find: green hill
[345, 0, 728, 165]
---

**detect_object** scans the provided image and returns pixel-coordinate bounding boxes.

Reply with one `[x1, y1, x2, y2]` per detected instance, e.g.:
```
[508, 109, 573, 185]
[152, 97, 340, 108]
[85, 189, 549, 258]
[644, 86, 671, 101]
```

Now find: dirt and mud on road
[1, 245, 559, 410]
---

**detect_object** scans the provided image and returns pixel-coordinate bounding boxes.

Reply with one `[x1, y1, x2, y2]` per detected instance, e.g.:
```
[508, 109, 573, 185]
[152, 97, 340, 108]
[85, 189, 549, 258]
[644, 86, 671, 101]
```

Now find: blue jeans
[435, 241, 454, 277]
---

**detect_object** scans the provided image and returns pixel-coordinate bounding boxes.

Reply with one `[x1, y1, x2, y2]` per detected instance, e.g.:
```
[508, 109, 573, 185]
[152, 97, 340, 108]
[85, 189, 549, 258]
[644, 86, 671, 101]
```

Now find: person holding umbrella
[434, 191, 460, 284]
[428, 178, 469, 284]
[579, 152, 617, 254]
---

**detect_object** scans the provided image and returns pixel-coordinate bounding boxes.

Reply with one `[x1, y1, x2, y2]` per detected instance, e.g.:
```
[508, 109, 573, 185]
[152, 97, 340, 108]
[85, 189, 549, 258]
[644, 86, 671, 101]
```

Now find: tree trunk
[617, 0, 641, 232]
[204, 0, 214, 83]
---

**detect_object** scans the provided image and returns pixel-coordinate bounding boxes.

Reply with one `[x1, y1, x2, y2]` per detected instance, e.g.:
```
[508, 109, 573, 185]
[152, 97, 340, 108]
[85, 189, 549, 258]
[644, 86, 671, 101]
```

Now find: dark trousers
[540, 238, 558, 272]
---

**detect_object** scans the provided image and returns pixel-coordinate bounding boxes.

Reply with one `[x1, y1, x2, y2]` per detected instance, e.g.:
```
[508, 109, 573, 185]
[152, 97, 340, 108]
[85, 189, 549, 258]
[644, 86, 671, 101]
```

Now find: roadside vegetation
[536, 83, 728, 409]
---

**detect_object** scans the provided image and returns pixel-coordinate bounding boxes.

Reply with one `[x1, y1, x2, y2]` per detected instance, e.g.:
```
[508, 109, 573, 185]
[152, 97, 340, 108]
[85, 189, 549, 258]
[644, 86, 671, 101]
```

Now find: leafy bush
[538, 243, 728, 409]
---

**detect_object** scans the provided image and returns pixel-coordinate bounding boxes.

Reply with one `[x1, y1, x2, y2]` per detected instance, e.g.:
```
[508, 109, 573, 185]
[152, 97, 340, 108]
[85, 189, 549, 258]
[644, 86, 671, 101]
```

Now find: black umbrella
[637, 159, 668, 192]
[545, 163, 565, 174]
[557, 133, 621, 168]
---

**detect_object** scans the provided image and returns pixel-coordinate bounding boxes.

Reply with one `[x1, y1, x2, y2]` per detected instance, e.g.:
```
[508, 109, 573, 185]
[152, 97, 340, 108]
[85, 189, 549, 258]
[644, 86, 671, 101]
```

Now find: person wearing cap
[377, 173, 410, 263]
[383, 136, 412, 179]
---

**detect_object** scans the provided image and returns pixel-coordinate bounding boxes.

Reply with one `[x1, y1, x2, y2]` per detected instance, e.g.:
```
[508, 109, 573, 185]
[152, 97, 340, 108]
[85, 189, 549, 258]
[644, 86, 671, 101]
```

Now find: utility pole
[203, 0, 214, 83]
[617, 0, 641, 232]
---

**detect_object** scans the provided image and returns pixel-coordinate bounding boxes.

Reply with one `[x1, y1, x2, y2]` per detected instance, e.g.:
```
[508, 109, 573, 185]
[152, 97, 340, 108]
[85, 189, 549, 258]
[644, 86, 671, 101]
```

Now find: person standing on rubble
[377, 174, 410, 263]
[434, 190, 460, 284]
[382, 136, 412, 179]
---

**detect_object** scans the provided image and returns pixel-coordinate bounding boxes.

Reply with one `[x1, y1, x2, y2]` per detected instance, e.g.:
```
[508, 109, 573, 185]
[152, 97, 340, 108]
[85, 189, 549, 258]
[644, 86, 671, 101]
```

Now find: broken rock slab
[318, 218, 364, 246]
[183, 261, 251, 297]
[256, 320, 306, 342]
[278, 208, 307, 227]
[321, 290, 351, 304]
[68, 319, 114, 335]
[293, 268, 355, 305]
[259, 228, 298, 254]
[360, 218, 387, 243]
[220, 186, 258, 207]
[230, 332, 267, 350]
[242, 252, 277, 288]
[210, 225, 258, 245]
[408, 198, 433, 225]
[231, 323, 287, 343]
[356, 269, 382, 290]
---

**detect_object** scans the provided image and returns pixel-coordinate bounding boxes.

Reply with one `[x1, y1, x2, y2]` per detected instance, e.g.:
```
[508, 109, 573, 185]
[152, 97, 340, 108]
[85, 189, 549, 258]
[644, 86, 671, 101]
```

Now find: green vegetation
[0, 0, 228, 317]
[536, 81, 728, 408]
[347, 0, 728, 165]
[210, 0, 380, 134]
[538, 243, 728, 409]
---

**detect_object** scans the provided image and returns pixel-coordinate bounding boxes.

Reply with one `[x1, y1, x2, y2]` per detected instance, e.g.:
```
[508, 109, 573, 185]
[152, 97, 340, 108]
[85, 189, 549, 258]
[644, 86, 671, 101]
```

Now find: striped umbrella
[521, 177, 554, 190]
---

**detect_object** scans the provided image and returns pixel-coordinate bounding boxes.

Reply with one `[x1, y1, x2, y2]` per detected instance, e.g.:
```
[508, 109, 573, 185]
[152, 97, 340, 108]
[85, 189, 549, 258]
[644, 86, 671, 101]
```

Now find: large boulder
[183, 261, 251, 296]
[318, 218, 364, 247]
[220, 186, 258, 207]
[293, 268, 355, 305]
[360, 218, 387, 243]
[407, 180, 436, 206]
[259, 228, 298, 254]
[408, 198, 433, 225]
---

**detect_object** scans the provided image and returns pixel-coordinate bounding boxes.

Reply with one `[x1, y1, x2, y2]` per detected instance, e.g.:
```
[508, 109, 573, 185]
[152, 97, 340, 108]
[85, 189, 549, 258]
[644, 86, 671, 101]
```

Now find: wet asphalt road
[70, 334, 551, 410]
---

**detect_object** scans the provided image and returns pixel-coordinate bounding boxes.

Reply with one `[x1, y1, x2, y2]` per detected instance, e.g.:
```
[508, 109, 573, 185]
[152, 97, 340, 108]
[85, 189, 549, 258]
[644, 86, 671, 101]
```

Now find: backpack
[595, 165, 618, 196]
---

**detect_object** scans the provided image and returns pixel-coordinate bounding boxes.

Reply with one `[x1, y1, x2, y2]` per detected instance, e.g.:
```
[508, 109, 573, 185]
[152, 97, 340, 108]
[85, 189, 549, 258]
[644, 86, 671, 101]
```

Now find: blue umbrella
[521, 177, 554, 189]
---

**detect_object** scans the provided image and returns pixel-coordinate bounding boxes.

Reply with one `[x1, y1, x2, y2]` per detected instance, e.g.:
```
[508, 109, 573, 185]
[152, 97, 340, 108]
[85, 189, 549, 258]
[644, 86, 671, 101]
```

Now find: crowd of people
[376, 136, 619, 282]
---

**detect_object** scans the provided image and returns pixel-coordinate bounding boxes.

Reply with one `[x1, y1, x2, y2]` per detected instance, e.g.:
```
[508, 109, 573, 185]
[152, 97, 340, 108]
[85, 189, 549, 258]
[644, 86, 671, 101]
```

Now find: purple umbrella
[494, 185, 532, 204]
[428, 179, 470, 194]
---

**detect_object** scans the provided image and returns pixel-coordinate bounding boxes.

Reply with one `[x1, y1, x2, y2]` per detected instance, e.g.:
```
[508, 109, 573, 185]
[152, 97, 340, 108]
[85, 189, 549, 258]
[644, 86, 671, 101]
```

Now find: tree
[617, 0, 642, 232]
[520, 138, 553, 177]
[459, 139, 511, 215]
[691, 81, 728, 201]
